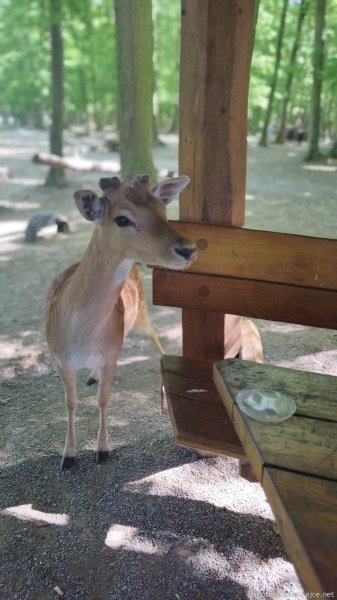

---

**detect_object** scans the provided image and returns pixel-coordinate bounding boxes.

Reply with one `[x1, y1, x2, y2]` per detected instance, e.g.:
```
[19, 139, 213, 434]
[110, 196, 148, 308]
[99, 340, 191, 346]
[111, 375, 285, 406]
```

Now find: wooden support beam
[179, 0, 255, 225]
[182, 310, 224, 364]
[178, 1, 255, 362]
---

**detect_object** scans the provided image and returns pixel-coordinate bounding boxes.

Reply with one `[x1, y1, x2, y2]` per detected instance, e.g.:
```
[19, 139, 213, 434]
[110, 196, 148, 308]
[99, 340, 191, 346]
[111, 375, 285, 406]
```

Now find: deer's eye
[114, 215, 132, 227]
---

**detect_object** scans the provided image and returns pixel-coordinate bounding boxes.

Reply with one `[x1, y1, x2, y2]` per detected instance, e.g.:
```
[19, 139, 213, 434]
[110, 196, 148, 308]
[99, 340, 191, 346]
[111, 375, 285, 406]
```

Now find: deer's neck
[70, 226, 133, 309]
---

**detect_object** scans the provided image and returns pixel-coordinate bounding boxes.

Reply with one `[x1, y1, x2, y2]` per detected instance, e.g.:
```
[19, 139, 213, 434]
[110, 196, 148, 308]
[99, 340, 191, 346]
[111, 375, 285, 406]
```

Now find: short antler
[133, 174, 151, 190]
[99, 176, 121, 191]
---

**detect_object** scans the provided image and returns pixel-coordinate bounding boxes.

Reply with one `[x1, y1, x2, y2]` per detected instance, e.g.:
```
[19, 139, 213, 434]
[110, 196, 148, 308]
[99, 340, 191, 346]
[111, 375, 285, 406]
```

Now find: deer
[45, 174, 196, 470]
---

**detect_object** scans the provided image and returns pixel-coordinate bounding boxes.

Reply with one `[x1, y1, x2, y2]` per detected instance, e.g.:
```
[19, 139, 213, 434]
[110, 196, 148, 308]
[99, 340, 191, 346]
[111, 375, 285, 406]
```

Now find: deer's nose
[174, 245, 197, 261]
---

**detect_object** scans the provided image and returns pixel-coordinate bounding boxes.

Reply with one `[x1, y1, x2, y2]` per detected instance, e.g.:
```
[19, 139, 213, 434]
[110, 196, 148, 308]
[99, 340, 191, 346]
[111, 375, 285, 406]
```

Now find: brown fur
[45, 176, 196, 468]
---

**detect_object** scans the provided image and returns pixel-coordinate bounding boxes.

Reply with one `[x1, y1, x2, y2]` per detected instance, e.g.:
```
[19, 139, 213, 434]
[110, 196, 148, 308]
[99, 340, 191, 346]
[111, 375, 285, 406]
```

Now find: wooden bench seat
[213, 358, 337, 593]
[161, 354, 245, 459]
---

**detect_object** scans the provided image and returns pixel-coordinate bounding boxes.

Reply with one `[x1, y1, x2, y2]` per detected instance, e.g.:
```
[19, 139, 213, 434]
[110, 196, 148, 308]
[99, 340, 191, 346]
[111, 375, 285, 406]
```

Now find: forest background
[0, 0, 336, 187]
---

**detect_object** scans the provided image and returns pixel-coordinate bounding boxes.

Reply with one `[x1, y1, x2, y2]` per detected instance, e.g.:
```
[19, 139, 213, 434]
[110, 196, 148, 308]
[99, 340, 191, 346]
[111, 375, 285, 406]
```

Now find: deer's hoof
[60, 456, 76, 471]
[96, 450, 108, 464]
[86, 377, 98, 386]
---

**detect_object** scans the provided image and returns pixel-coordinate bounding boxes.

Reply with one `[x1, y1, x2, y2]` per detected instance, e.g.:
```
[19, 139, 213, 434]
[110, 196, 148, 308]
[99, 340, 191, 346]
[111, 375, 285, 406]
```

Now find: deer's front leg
[58, 363, 78, 471]
[96, 361, 117, 464]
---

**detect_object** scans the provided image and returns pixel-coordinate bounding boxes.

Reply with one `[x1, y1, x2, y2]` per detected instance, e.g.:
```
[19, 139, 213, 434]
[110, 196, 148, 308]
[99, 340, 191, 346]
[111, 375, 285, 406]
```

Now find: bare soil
[0, 129, 336, 600]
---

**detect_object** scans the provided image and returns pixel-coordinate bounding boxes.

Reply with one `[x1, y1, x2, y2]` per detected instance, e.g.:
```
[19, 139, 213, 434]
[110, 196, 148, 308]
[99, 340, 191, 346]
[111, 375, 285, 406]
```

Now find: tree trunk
[114, 0, 156, 183]
[45, 0, 66, 187]
[259, 0, 289, 147]
[328, 103, 337, 159]
[305, 0, 326, 161]
[252, 0, 260, 56]
[275, 0, 308, 143]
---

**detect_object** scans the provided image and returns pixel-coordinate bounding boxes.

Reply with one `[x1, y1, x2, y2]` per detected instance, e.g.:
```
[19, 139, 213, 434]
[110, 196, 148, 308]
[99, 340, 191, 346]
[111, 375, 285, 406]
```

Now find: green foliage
[0, 0, 116, 129]
[0, 0, 336, 140]
[251, 0, 337, 139]
[153, 0, 180, 131]
[0, 0, 50, 124]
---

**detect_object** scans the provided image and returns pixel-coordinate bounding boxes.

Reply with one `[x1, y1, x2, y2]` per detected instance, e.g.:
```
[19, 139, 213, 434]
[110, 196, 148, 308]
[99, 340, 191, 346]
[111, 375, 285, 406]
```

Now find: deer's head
[73, 175, 197, 269]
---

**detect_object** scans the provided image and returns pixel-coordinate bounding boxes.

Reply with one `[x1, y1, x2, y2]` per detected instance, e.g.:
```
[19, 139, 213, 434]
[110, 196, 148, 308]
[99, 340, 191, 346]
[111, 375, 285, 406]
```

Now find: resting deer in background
[46, 174, 196, 470]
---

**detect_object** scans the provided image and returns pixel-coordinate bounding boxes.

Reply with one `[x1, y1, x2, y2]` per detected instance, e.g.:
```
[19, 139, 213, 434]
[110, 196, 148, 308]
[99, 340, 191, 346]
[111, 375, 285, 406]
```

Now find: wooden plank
[232, 407, 337, 481]
[163, 371, 224, 407]
[162, 354, 214, 381]
[161, 356, 245, 458]
[179, 0, 255, 225]
[262, 468, 337, 594]
[153, 270, 337, 330]
[167, 394, 245, 458]
[168, 221, 337, 290]
[213, 361, 337, 481]
[214, 359, 337, 422]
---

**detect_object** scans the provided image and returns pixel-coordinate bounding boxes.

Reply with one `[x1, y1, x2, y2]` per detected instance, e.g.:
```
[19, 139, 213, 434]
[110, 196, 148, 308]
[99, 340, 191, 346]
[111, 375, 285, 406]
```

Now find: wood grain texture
[167, 221, 337, 290]
[179, 1, 254, 225]
[162, 354, 215, 381]
[167, 394, 245, 458]
[231, 408, 337, 481]
[153, 269, 337, 329]
[182, 309, 225, 363]
[163, 371, 224, 407]
[214, 360, 337, 481]
[161, 355, 245, 458]
[214, 359, 337, 422]
[263, 468, 337, 594]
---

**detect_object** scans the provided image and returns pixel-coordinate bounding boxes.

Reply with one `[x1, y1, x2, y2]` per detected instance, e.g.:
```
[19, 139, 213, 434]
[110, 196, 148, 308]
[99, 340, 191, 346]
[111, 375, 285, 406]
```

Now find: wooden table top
[213, 359, 337, 595]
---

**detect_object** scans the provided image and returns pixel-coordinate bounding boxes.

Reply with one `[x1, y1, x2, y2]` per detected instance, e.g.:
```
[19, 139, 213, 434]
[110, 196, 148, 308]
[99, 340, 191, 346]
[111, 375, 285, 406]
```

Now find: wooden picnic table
[213, 358, 337, 595]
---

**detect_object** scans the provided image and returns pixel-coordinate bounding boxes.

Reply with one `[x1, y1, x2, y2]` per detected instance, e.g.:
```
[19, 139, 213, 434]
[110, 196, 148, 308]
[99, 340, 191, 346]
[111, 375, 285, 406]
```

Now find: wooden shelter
[152, 0, 337, 594]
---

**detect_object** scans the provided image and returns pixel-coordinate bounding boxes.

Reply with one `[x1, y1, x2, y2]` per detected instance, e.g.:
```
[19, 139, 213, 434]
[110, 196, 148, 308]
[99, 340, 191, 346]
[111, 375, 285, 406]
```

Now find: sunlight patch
[124, 461, 274, 519]
[117, 355, 149, 366]
[0, 200, 41, 210]
[9, 177, 44, 186]
[226, 550, 304, 600]
[160, 323, 182, 342]
[303, 164, 337, 173]
[105, 524, 166, 555]
[0, 336, 42, 372]
[1, 504, 69, 526]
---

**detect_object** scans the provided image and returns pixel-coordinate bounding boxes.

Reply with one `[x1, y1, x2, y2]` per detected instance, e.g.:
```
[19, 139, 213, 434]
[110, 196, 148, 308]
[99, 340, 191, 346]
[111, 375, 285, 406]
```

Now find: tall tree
[114, 0, 156, 182]
[328, 87, 337, 158]
[259, 0, 289, 147]
[275, 0, 309, 143]
[45, 0, 65, 187]
[305, 0, 327, 161]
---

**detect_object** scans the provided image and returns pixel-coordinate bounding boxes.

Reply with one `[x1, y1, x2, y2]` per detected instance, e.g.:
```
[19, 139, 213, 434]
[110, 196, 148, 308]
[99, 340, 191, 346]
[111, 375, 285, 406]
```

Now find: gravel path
[1, 129, 336, 599]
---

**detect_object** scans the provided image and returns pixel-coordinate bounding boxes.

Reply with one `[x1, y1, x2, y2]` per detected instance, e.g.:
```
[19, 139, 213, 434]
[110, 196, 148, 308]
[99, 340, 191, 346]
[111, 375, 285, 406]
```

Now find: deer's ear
[151, 175, 190, 205]
[73, 190, 105, 222]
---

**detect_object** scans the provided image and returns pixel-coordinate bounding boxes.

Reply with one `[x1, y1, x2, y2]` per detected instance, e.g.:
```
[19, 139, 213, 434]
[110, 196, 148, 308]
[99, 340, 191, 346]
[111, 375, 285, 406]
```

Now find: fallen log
[0, 166, 12, 182]
[32, 153, 120, 173]
[25, 212, 70, 242]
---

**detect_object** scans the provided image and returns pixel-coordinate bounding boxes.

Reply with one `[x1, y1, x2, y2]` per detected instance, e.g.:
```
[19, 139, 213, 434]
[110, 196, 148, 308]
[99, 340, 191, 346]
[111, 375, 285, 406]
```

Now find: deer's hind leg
[58, 363, 79, 471]
[135, 296, 164, 355]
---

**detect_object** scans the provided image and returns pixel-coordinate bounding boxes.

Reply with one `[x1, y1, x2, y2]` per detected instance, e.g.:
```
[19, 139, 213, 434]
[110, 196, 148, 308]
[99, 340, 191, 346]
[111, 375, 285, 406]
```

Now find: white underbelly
[55, 307, 123, 371]
[67, 349, 107, 371]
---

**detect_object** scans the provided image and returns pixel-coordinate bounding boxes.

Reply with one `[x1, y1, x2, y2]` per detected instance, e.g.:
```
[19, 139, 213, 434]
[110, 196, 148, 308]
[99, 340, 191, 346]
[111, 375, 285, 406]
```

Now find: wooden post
[179, 0, 255, 362]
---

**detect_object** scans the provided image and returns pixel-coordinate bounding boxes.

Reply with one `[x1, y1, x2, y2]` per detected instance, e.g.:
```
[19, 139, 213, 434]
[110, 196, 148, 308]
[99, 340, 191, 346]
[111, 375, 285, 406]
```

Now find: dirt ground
[0, 129, 336, 600]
